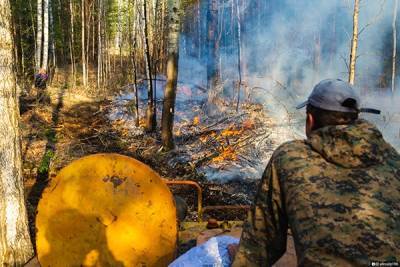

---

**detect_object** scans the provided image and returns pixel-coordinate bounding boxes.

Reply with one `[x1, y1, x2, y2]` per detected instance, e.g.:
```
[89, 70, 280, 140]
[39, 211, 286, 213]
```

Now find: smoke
[179, 0, 400, 150]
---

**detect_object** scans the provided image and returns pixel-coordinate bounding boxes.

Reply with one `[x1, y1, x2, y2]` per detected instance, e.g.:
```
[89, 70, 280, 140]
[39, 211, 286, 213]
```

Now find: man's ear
[307, 113, 314, 127]
[306, 113, 315, 137]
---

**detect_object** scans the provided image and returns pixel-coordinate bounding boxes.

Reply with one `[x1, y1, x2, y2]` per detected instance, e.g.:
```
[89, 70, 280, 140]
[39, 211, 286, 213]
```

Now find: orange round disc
[36, 153, 177, 266]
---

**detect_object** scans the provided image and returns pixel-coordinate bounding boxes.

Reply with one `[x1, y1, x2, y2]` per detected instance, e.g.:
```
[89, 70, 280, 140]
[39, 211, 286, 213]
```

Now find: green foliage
[39, 150, 55, 174]
[39, 127, 57, 174]
[45, 128, 57, 143]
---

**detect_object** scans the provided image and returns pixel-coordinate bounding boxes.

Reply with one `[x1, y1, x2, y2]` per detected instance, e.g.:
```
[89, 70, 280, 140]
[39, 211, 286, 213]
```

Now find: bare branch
[343, 26, 352, 41]
[340, 54, 350, 72]
[359, 0, 387, 36]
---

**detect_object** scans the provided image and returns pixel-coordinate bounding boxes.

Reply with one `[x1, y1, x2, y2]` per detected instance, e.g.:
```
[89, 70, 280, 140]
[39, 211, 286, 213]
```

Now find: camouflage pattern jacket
[232, 120, 400, 266]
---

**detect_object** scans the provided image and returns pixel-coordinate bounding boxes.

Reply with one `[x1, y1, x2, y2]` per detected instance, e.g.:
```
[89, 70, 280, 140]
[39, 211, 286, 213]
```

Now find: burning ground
[20, 73, 305, 227]
[21, 73, 400, 225]
[105, 77, 305, 218]
[109, 77, 304, 175]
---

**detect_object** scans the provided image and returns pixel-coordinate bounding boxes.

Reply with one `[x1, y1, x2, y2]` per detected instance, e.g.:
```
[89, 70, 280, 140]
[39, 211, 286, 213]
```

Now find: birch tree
[117, 0, 123, 67]
[36, 0, 43, 71]
[206, 0, 221, 107]
[49, 2, 56, 70]
[162, 0, 181, 150]
[41, 0, 50, 71]
[0, 0, 34, 264]
[70, 0, 76, 85]
[235, 0, 242, 111]
[142, 0, 156, 132]
[97, 0, 103, 89]
[82, 0, 87, 87]
[348, 0, 359, 85]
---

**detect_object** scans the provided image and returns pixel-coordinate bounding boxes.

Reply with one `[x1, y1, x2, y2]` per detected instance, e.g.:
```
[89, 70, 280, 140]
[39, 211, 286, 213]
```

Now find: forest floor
[20, 73, 302, 266]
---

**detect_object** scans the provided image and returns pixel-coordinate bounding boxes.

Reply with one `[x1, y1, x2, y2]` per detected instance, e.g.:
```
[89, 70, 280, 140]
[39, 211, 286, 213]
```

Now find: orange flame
[212, 146, 238, 163]
[193, 116, 200, 126]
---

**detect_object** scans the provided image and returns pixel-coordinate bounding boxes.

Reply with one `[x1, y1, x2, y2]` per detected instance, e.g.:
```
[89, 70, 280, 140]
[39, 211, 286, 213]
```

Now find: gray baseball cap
[296, 79, 380, 114]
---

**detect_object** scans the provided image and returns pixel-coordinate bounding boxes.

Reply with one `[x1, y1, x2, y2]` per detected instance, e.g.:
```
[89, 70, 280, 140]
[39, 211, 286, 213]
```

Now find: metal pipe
[163, 179, 203, 222]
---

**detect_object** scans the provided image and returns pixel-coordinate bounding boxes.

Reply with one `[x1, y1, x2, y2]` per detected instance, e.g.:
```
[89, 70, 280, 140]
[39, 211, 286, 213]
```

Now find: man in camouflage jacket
[231, 79, 400, 266]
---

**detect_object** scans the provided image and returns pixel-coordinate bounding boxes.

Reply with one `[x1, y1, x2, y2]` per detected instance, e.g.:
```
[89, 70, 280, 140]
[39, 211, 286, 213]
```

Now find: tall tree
[206, 0, 221, 106]
[0, 0, 34, 264]
[41, 0, 50, 71]
[70, 0, 76, 85]
[97, 0, 103, 89]
[49, 1, 56, 71]
[162, 0, 181, 150]
[36, 0, 43, 71]
[348, 0, 359, 85]
[235, 0, 242, 111]
[392, 0, 398, 93]
[117, 0, 123, 68]
[142, 0, 156, 132]
[82, 0, 87, 87]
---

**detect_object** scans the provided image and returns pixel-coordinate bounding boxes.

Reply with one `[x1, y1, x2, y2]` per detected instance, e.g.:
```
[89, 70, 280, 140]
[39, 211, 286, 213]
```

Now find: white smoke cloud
[179, 0, 400, 150]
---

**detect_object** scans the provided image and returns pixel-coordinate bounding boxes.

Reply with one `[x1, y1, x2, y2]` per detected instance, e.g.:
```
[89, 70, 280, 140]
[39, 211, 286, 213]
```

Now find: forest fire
[4, 0, 400, 265]
[106, 83, 303, 182]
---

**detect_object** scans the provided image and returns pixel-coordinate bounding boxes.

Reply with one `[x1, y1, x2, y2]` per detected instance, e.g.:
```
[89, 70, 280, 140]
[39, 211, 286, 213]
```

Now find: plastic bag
[169, 236, 239, 267]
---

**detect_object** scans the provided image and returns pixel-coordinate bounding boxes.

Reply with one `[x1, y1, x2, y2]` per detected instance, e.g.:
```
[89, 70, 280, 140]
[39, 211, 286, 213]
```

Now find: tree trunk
[348, 0, 359, 85]
[97, 0, 103, 90]
[235, 0, 242, 111]
[131, 2, 140, 127]
[142, 0, 156, 132]
[82, 0, 87, 87]
[42, 0, 49, 70]
[0, 0, 34, 264]
[117, 0, 123, 68]
[36, 0, 43, 71]
[161, 0, 181, 150]
[49, 2, 56, 73]
[69, 0, 76, 86]
[392, 0, 398, 93]
[206, 0, 221, 105]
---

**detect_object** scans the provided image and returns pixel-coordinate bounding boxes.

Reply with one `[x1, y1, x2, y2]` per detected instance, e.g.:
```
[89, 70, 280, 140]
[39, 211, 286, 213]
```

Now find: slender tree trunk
[50, 2, 56, 71]
[142, 0, 156, 132]
[130, 1, 140, 127]
[36, 0, 43, 71]
[57, 0, 67, 65]
[348, 0, 359, 85]
[104, 18, 110, 88]
[162, 0, 181, 150]
[206, 0, 221, 105]
[69, 0, 76, 86]
[82, 0, 87, 87]
[92, 6, 95, 63]
[29, 0, 36, 52]
[42, 0, 49, 70]
[117, 0, 123, 68]
[392, 0, 398, 93]
[97, 0, 103, 90]
[87, 3, 91, 81]
[153, 0, 159, 124]
[235, 0, 242, 111]
[0, 0, 34, 264]
[161, 0, 166, 69]
[197, 0, 201, 59]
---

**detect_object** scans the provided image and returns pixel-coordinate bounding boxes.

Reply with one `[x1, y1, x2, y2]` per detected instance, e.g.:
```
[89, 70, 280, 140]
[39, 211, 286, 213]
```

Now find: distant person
[35, 68, 48, 102]
[35, 68, 48, 90]
[230, 79, 400, 266]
